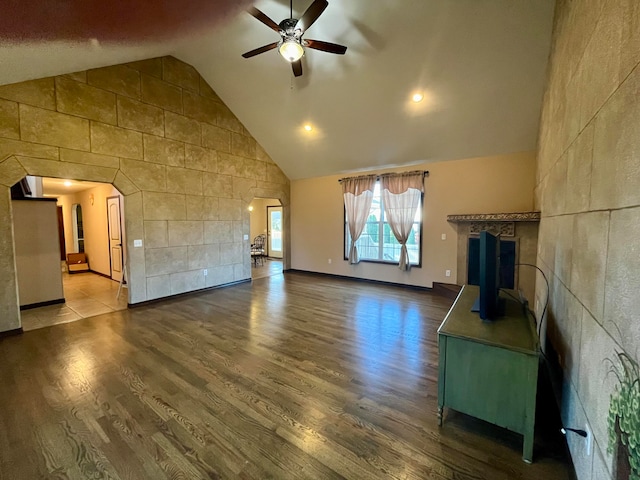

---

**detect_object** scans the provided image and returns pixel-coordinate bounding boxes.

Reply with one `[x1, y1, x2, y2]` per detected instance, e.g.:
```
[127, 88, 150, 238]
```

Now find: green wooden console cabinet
[437, 284, 540, 463]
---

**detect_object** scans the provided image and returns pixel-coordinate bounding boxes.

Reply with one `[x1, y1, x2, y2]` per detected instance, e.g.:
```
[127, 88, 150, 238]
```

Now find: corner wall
[291, 152, 536, 288]
[535, 1, 640, 478]
[0, 56, 290, 332]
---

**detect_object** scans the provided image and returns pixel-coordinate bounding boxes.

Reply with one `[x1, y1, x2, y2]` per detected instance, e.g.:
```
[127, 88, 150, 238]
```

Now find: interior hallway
[20, 271, 128, 331]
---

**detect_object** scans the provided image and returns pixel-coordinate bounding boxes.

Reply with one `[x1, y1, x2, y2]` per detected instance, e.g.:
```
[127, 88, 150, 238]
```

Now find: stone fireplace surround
[447, 212, 540, 306]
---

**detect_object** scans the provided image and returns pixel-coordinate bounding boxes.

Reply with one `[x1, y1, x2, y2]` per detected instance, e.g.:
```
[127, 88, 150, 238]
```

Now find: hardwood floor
[251, 258, 283, 280]
[0, 272, 572, 479]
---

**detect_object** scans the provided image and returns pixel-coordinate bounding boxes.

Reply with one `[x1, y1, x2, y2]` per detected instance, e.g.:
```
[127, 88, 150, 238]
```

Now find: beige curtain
[381, 172, 424, 270]
[342, 175, 377, 264]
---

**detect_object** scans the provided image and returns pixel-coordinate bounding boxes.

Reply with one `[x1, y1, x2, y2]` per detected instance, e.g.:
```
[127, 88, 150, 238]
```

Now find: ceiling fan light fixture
[279, 39, 304, 62]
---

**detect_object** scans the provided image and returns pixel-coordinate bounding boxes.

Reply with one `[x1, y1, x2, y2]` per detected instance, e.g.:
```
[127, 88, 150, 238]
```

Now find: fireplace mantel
[448, 211, 540, 304]
[447, 212, 541, 223]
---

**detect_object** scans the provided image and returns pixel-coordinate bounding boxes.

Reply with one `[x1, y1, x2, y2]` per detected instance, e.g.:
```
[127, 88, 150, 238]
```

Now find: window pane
[345, 181, 422, 265]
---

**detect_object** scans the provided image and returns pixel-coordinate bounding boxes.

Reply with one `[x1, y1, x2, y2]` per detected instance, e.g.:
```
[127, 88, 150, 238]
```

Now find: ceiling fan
[241, 0, 347, 77]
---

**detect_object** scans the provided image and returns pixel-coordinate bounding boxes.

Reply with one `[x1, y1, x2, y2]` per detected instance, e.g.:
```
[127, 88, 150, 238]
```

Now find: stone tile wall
[0, 56, 290, 332]
[535, 1, 640, 478]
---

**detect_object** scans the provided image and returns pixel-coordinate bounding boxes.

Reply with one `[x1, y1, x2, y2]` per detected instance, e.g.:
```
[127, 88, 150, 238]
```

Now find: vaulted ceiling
[0, 0, 555, 180]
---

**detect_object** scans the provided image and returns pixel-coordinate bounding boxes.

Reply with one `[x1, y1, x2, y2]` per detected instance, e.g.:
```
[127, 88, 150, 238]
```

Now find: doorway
[14, 177, 129, 330]
[249, 197, 283, 279]
[267, 205, 283, 259]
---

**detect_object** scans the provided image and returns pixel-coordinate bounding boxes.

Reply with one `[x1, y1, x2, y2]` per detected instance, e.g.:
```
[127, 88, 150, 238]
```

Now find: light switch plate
[133, 239, 143, 247]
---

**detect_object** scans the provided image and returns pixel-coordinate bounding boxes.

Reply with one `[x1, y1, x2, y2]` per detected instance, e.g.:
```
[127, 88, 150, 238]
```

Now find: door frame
[106, 195, 125, 282]
[266, 205, 283, 258]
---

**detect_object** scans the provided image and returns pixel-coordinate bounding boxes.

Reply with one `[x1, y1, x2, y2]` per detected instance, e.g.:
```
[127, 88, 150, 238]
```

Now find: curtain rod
[338, 170, 429, 183]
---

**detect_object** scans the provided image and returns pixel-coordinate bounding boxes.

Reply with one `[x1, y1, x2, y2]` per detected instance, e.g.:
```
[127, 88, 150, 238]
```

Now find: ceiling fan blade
[305, 39, 347, 55]
[247, 6, 281, 33]
[297, 0, 328, 33]
[242, 42, 279, 59]
[292, 60, 303, 77]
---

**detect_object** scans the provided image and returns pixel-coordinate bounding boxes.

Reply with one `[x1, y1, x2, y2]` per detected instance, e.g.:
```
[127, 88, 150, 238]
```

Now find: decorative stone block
[142, 191, 186, 220]
[60, 148, 119, 169]
[127, 58, 163, 79]
[0, 186, 20, 331]
[183, 90, 219, 125]
[219, 242, 242, 265]
[256, 143, 273, 163]
[565, 123, 593, 214]
[570, 211, 609, 319]
[147, 275, 171, 300]
[266, 162, 288, 184]
[217, 105, 243, 133]
[204, 221, 233, 244]
[120, 158, 166, 192]
[203, 196, 219, 221]
[112, 171, 139, 196]
[604, 207, 640, 354]
[143, 134, 184, 167]
[55, 77, 117, 124]
[0, 99, 19, 139]
[144, 220, 168, 248]
[203, 172, 233, 198]
[199, 77, 222, 101]
[206, 264, 234, 287]
[145, 246, 188, 276]
[185, 144, 215, 171]
[0, 138, 59, 161]
[170, 270, 205, 295]
[168, 221, 204, 247]
[218, 198, 241, 221]
[186, 195, 205, 221]
[17, 156, 116, 184]
[165, 111, 200, 145]
[217, 152, 247, 177]
[91, 122, 143, 159]
[166, 166, 202, 195]
[247, 159, 267, 181]
[162, 56, 200, 92]
[232, 177, 257, 200]
[87, 64, 141, 99]
[188, 244, 220, 270]
[20, 105, 90, 151]
[591, 64, 640, 210]
[141, 74, 182, 114]
[231, 132, 256, 158]
[0, 156, 27, 187]
[117, 96, 164, 136]
[63, 71, 87, 83]
[0, 78, 55, 110]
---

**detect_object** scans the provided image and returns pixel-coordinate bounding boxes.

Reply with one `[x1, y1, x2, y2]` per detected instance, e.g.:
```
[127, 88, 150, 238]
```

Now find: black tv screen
[470, 231, 503, 320]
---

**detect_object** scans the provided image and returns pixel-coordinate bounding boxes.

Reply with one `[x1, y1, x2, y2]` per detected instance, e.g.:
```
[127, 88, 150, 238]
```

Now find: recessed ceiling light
[63, 180, 72, 187]
[412, 92, 424, 103]
[304, 124, 313, 132]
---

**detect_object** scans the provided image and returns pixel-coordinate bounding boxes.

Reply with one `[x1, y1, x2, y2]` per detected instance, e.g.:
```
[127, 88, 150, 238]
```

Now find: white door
[107, 196, 124, 282]
[267, 206, 283, 258]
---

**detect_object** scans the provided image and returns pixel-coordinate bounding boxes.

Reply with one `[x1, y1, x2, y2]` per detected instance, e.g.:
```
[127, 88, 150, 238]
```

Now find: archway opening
[249, 197, 283, 280]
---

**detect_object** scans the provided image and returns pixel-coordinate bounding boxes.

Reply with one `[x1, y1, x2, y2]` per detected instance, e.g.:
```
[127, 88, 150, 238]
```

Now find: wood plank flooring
[0, 272, 573, 479]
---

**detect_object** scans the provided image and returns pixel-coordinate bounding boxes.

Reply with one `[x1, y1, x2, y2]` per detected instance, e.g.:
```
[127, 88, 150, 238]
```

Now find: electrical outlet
[585, 423, 592, 456]
[445, 270, 451, 277]
[203, 269, 208, 276]
[328, 258, 332, 264]
[133, 239, 143, 247]
[441, 233, 446, 240]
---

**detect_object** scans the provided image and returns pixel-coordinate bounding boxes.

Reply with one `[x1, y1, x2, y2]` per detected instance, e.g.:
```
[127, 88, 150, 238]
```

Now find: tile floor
[20, 272, 128, 331]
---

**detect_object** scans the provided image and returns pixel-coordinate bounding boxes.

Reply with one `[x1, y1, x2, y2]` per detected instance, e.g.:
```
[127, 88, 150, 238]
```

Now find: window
[344, 182, 423, 266]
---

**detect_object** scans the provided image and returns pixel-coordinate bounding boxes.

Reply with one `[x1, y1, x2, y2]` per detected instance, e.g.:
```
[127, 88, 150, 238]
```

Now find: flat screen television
[470, 231, 503, 320]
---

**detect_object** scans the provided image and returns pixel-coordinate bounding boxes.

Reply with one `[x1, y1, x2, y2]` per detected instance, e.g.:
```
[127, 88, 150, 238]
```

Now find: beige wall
[291, 152, 536, 288]
[0, 56, 290, 332]
[535, 1, 640, 479]
[249, 197, 280, 241]
[12, 200, 64, 306]
[57, 183, 124, 276]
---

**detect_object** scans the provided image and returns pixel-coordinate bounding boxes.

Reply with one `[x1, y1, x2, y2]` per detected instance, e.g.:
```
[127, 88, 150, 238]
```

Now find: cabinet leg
[522, 432, 533, 463]
[437, 406, 443, 426]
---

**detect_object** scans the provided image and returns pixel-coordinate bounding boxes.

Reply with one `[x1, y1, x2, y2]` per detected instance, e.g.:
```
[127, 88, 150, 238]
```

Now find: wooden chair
[250, 234, 266, 266]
